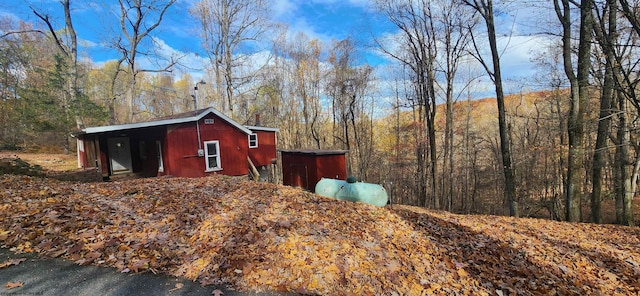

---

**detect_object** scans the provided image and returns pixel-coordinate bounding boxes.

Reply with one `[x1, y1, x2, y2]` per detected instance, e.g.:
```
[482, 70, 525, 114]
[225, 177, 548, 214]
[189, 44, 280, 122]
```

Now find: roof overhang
[279, 149, 348, 156]
[246, 125, 279, 132]
[76, 107, 254, 136]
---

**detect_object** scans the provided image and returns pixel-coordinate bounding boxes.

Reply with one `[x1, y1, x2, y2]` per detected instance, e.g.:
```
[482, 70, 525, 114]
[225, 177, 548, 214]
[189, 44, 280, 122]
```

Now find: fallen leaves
[4, 281, 24, 289]
[168, 282, 183, 292]
[0, 174, 639, 295]
[0, 257, 26, 268]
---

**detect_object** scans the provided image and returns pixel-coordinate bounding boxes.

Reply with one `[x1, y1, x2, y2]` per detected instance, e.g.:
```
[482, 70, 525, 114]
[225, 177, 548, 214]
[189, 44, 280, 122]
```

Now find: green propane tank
[315, 177, 388, 207]
[315, 178, 348, 198]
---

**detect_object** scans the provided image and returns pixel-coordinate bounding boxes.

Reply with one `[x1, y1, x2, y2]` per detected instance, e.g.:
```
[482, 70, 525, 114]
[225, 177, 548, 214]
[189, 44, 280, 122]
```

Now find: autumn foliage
[1, 174, 639, 295]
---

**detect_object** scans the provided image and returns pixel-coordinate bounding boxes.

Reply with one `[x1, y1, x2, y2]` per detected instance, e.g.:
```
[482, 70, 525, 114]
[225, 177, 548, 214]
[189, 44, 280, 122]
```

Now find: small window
[249, 133, 258, 148]
[156, 141, 164, 173]
[204, 118, 214, 124]
[204, 140, 222, 172]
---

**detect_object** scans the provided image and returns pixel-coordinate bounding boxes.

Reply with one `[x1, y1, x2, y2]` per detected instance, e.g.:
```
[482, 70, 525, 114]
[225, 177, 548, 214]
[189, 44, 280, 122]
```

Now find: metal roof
[279, 149, 348, 155]
[245, 125, 279, 132]
[78, 107, 254, 135]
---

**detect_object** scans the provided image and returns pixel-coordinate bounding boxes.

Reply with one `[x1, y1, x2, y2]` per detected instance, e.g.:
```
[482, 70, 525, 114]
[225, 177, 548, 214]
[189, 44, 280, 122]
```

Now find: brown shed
[280, 149, 348, 191]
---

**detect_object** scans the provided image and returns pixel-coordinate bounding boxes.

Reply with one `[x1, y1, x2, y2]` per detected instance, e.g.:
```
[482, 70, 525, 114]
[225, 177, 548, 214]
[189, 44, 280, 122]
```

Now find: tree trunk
[33, 0, 81, 154]
[590, 63, 613, 224]
[614, 92, 635, 226]
[590, 0, 616, 224]
[415, 106, 429, 207]
[426, 14, 439, 211]
[554, 0, 592, 222]
[444, 81, 454, 211]
[485, 0, 517, 217]
[568, 0, 593, 222]
[627, 153, 639, 226]
[464, 0, 517, 216]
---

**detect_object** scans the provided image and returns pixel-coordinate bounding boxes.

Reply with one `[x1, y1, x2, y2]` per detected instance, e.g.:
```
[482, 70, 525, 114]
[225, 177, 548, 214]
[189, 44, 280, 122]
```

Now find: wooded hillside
[377, 90, 577, 218]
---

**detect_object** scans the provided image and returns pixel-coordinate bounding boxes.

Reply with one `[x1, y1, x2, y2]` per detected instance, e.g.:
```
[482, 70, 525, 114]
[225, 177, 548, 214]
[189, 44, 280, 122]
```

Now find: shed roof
[246, 125, 279, 132]
[77, 108, 254, 135]
[279, 149, 348, 156]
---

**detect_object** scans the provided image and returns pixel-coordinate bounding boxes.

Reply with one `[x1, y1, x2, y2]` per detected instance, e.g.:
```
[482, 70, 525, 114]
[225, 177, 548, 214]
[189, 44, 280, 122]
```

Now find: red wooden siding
[164, 114, 249, 177]
[76, 108, 276, 179]
[78, 135, 99, 169]
[78, 138, 86, 168]
[77, 135, 107, 176]
[79, 127, 165, 177]
[281, 150, 347, 191]
[248, 130, 277, 166]
[100, 148, 108, 176]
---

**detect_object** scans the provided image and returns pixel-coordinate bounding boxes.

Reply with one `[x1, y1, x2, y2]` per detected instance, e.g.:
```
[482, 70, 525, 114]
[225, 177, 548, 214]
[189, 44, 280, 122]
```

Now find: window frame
[204, 140, 222, 172]
[248, 133, 258, 148]
[156, 140, 164, 173]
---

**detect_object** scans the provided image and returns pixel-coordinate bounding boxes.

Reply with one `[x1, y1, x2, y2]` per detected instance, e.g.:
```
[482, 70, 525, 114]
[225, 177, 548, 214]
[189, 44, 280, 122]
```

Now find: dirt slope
[0, 152, 77, 172]
[0, 153, 100, 182]
[1, 174, 639, 295]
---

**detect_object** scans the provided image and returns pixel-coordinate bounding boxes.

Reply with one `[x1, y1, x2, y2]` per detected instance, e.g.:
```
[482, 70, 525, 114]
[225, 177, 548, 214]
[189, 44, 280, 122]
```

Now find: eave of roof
[78, 107, 253, 135]
[245, 125, 279, 132]
[279, 149, 348, 156]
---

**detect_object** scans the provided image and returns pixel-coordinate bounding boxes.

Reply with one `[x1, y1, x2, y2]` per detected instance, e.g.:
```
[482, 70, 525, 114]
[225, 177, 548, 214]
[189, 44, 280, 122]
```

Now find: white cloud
[133, 37, 277, 83]
[0, 10, 19, 23]
[79, 38, 99, 49]
[272, 0, 298, 19]
[152, 37, 208, 72]
[497, 34, 557, 77]
[370, 31, 405, 63]
[305, 0, 370, 8]
[97, 36, 206, 81]
[236, 50, 273, 73]
[509, 1, 560, 36]
[370, 30, 558, 100]
[285, 17, 334, 45]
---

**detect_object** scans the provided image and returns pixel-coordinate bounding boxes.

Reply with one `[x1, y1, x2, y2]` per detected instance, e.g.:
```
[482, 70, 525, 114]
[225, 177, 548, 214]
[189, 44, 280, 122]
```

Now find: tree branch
[30, 6, 69, 56]
[0, 30, 46, 39]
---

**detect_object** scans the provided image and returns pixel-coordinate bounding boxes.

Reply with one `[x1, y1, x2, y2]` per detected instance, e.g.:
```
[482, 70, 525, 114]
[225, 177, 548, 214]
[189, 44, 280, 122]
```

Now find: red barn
[280, 149, 348, 191]
[75, 108, 277, 180]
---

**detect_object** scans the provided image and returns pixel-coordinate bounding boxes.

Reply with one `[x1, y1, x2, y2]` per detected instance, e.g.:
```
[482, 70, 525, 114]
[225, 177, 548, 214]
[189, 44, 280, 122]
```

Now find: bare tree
[462, 0, 518, 216]
[326, 38, 374, 177]
[590, 0, 617, 223]
[288, 34, 323, 149]
[374, 0, 440, 208]
[85, 60, 128, 124]
[554, 0, 593, 222]
[436, 0, 476, 211]
[191, 0, 270, 113]
[620, 0, 640, 38]
[597, 0, 640, 225]
[0, 22, 45, 148]
[30, 0, 82, 152]
[113, 0, 177, 123]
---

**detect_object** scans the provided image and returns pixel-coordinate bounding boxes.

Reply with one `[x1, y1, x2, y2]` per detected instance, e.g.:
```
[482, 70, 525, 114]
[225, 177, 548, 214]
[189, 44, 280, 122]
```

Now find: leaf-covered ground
[0, 153, 101, 182]
[0, 152, 78, 172]
[1, 174, 639, 295]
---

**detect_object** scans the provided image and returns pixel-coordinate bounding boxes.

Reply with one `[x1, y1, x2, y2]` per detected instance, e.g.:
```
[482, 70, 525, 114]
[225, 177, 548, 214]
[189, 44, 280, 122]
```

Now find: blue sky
[1, 0, 560, 101]
[0, 0, 385, 63]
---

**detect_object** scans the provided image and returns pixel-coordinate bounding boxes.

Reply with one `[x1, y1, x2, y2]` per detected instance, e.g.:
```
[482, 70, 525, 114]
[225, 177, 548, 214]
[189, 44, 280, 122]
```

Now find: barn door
[84, 136, 98, 168]
[289, 164, 308, 190]
[107, 137, 132, 175]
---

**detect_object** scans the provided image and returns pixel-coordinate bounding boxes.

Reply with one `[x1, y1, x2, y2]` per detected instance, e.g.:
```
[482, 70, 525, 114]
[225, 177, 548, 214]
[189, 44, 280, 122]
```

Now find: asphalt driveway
[0, 248, 292, 296]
